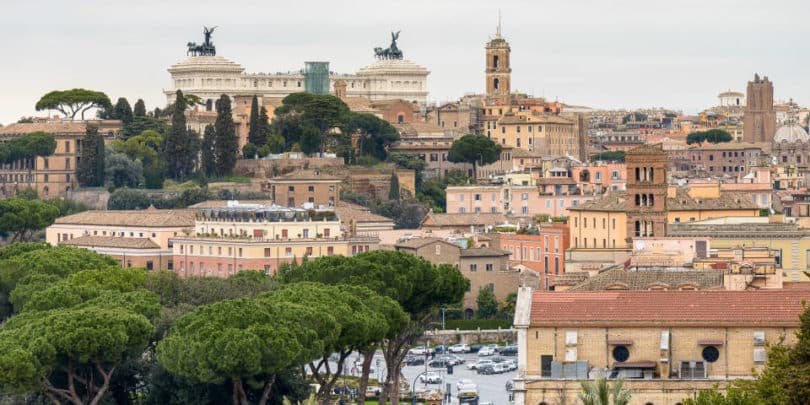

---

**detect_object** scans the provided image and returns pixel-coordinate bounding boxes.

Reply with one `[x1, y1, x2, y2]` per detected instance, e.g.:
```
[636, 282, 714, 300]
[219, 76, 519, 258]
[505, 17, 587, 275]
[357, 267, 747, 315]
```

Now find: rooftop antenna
[496, 10, 502, 38]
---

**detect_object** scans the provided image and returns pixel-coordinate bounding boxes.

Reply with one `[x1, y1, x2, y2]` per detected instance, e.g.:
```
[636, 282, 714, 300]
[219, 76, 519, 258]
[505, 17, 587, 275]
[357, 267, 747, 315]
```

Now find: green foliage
[591, 150, 626, 162]
[77, 123, 106, 186]
[164, 90, 198, 180]
[247, 95, 265, 146]
[120, 116, 167, 140]
[355, 155, 380, 166]
[448, 134, 502, 174]
[243, 142, 258, 159]
[682, 386, 764, 405]
[213, 94, 238, 177]
[687, 129, 733, 145]
[112, 97, 134, 124]
[499, 292, 518, 320]
[371, 199, 428, 229]
[417, 178, 446, 213]
[476, 287, 498, 319]
[579, 378, 632, 405]
[0, 198, 59, 242]
[105, 148, 144, 188]
[348, 112, 400, 161]
[201, 124, 216, 178]
[133, 98, 147, 117]
[389, 172, 401, 200]
[34, 88, 112, 120]
[0, 131, 56, 165]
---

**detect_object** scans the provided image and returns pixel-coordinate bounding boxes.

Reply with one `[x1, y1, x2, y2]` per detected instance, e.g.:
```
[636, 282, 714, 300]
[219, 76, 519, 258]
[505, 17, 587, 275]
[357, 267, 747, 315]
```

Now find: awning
[613, 361, 657, 369]
[697, 340, 724, 346]
[607, 339, 633, 345]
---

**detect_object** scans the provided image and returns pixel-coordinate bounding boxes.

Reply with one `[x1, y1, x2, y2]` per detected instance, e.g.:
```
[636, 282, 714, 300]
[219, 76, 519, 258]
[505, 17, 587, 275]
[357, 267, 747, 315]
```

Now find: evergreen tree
[163, 90, 195, 180]
[77, 124, 105, 187]
[213, 95, 238, 177]
[259, 106, 271, 144]
[389, 172, 400, 201]
[247, 95, 262, 146]
[133, 99, 146, 117]
[201, 124, 216, 178]
[113, 97, 134, 125]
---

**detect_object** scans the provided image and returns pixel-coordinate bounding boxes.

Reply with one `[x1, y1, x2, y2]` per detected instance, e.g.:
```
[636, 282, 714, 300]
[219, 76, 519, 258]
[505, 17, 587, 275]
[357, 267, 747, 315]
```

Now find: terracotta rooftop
[54, 208, 195, 228]
[552, 272, 590, 287]
[61, 236, 161, 250]
[627, 143, 666, 155]
[335, 201, 394, 224]
[530, 290, 810, 327]
[460, 246, 510, 257]
[566, 267, 724, 291]
[394, 237, 456, 250]
[0, 121, 87, 135]
[421, 212, 506, 227]
[190, 200, 273, 208]
[568, 191, 627, 212]
[569, 189, 760, 213]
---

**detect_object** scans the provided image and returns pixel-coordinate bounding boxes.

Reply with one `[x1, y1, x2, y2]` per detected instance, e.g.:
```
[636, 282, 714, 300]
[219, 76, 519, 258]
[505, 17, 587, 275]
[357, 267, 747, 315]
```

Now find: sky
[0, 0, 808, 125]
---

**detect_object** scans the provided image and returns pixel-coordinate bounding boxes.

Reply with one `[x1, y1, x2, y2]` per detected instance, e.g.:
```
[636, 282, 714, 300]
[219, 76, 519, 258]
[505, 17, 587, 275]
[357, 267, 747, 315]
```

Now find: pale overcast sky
[0, 0, 807, 125]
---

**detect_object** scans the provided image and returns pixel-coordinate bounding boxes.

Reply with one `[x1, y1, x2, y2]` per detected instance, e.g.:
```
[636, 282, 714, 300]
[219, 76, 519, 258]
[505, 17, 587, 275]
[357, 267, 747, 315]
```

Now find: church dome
[356, 58, 429, 76]
[773, 124, 810, 143]
[168, 55, 244, 74]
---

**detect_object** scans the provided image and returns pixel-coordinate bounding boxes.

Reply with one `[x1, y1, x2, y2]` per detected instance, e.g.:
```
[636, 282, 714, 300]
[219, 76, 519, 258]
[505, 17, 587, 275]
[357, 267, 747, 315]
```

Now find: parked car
[418, 372, 442, 384]
[467, 359, 493, 370]
[490, 356, 507, 364]
[409, 345, 433, 356]
[450, 354, 466, 364]
[434, 345, 446, 354]
[477, 364, 496, 375]
[456, 378, 476, 392]
[477, 346, 496, 357]
[428, 358, 448, 368]
[493, 363, 509, 374]
[365, 386, 382, 398]
[468, 344, 483, 353]
[499, 345, 518, 356]
[486, 344, 501, 353]
[448, 343, 470, 353]
[405, 355, 424, 366]
[505, 360, 517, 371]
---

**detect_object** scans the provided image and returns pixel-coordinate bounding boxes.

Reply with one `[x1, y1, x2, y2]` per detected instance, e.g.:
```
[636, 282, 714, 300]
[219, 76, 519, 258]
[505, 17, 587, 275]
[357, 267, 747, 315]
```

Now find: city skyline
[1, 0, 808, 124]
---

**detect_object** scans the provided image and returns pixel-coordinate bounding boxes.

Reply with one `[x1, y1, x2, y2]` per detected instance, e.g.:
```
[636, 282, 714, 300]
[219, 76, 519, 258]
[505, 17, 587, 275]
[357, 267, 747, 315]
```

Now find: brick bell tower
[485, 16, 511, 102]
[625, 144, 669, 243]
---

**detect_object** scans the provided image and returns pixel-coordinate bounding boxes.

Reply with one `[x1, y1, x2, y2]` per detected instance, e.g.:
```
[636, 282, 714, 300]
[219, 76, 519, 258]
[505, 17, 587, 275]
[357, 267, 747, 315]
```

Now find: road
[341, 351, 514, 404]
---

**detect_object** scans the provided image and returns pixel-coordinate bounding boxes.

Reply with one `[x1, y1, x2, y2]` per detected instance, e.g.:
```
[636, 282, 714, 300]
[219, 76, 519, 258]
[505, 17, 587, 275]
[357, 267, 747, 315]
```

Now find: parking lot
[340, 348, 514, 404]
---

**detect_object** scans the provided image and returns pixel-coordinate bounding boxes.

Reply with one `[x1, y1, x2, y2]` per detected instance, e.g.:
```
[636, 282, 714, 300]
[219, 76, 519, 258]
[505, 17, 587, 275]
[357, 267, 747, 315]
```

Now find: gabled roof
[627, 143, 666, 155]
[335, 201, 394, 224]
[530, 290, 810, 327]
[61, 236, 161, 250]
[460, 246, 510, 257]
[394, 237, 458, 250]
[54, 209, 195, 228]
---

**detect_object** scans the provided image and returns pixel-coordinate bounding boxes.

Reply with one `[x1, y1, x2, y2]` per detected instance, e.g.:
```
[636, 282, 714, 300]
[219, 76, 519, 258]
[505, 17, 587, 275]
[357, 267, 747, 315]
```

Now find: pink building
[569, 162, 627, 194]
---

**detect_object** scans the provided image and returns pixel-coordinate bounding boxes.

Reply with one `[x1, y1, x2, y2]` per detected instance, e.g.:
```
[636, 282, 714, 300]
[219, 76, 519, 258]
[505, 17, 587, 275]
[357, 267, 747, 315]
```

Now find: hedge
[443, 319, 512, 331]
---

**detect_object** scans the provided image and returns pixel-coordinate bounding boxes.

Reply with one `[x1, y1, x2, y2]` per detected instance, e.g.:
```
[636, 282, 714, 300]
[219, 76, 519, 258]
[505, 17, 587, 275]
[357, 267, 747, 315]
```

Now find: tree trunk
[357, 344, 377, 405]
[257, 375, 276, 405]
[88, 361, 116, 405]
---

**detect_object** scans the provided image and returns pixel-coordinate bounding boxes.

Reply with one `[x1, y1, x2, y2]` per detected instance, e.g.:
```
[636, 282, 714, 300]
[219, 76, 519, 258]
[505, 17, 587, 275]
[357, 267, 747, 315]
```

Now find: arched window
[634, 221, 641, 237]
[649, 167, 655, 182]
[493, 55, 500, 68]
[493, 78, 500, 90]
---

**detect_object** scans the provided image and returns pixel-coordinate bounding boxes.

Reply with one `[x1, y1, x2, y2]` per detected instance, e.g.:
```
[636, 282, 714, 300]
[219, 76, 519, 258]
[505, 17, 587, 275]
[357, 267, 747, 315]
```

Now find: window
[564, 348, 577, 362]
[474, 194, 481, 201]
[459, 207, 466, 213]
[679, 361, 706, 379]
[753, 331, 766, 346]
[459, 194, 465, 201]
[486, 263, 493, 271]
[327, 246, 334, 256]
[753, 348, 766, 364]
[65, 158, 70, 169]
[565, 331, 577, 346]
[521, 193, 529, 200]
[285, 247, 292, 257]
[469, 264, 478, 272]
[305, 247, 313, 256]
[308, 186, 314, 192]
[702, 346, 720, 363]
[264, 248, 271, 257]
[281, 229, 288, 238]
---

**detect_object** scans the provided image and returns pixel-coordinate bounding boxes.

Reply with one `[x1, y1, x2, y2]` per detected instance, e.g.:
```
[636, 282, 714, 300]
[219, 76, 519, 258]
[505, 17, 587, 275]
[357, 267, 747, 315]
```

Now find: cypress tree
[213, 95, 237, 177]
[201, 124, 216, 178]
[133, 99, 146, 117]
[77, 124, 105, 187]
[112, 97, 133, 125]
[389, 172, 401, 201]
[164, 90, 191, 180]
[247, 95, 262, 146]
[258, 106, 270, 145]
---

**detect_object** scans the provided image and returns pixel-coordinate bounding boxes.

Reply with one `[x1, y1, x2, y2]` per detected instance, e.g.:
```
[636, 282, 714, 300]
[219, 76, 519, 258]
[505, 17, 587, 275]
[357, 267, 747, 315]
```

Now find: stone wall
[68, 188, 110, 210]
[234, 157, 345, 178]
[421, 328, 517, 345]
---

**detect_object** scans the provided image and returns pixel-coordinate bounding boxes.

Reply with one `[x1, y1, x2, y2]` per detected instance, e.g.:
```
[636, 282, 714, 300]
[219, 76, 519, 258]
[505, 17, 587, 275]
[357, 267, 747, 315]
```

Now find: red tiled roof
[530, 290, 810, 327]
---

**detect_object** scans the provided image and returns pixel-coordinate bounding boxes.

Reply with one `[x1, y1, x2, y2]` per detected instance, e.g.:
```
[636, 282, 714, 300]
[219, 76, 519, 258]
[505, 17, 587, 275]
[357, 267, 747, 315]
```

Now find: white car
[448, 343, 470, 353]
[409, 345, 433, 356]
[466, 359, 493, 370]
[456, 378, 477, 392]
[477, 346, 496, 357]
[418, 372, 442, 384]
[491, 363, 508, 374]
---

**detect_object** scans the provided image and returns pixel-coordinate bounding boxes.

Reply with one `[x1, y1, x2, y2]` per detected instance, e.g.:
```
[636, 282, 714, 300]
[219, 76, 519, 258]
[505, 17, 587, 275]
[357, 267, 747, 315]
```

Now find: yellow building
[512, 287, 810, 405]
[171, 202, 379, 277]
[566, 188, 761, 273]
[486, 111, 578, 157]
[668, 216, 810, 282]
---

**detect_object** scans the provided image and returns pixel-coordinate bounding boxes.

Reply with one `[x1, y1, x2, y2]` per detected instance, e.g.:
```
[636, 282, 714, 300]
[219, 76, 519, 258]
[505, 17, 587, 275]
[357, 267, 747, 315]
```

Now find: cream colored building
[165, 55, 429, 108]
[512, 287, 810, 405]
